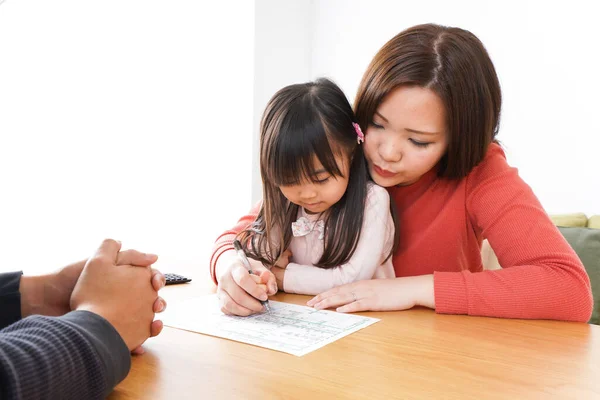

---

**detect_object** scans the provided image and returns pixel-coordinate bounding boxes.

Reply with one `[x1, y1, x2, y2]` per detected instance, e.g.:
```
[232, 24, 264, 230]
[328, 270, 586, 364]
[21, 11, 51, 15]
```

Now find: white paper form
[161, 295, 379, 356]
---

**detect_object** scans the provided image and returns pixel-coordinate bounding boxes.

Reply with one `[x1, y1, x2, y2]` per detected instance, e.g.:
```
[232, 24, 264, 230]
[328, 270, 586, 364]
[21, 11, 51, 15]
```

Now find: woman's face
[363, 85, 449, 187]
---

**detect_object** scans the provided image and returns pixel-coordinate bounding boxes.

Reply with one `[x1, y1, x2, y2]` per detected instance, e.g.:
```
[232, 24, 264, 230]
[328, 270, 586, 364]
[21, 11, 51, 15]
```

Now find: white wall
[310, 0, 600, 215]
[0, 0, 255, 275]
[251, 0, 313, 204]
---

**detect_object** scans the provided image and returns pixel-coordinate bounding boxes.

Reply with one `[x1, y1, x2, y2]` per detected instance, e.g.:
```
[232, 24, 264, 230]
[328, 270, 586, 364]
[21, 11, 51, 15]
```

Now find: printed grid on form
[161, 295, 380, 356]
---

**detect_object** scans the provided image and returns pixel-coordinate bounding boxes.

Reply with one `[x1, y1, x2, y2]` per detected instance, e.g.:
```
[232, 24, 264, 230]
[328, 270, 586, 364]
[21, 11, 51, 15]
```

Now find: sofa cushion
[588, 215, 600, 229]
[551, 213, 588, 228]
[558, 227, 600, 325]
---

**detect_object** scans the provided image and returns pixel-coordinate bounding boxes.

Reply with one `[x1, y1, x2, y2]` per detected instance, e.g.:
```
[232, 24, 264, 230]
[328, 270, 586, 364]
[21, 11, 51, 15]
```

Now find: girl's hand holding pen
[215, 249, 278, 316]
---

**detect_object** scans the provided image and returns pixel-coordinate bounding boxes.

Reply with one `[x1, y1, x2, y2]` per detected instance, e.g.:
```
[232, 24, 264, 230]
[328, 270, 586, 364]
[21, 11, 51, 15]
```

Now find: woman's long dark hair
[238, 78, 396, 268]
[355, 23, 502, 178]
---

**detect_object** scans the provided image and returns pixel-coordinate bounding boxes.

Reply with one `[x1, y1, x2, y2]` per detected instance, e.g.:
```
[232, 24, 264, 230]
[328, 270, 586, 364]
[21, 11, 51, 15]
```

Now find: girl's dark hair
[355, 23, 502, 178]
[238, 78, 398, 268]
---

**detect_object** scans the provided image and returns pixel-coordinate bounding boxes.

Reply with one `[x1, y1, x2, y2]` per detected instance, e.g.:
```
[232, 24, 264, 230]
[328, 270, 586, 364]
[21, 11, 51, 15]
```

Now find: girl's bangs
[266, 117, 343, 187]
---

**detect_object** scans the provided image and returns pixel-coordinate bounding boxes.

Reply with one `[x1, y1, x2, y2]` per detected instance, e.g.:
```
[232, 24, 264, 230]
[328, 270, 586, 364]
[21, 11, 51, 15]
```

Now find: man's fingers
[153, 297, 167, 313]
[131, 318, 164, 355]
[151, 269, 166, 291]
[95, 239, 122, 262]
[117, 249, 158, 267]
[150, 319, 163, 337]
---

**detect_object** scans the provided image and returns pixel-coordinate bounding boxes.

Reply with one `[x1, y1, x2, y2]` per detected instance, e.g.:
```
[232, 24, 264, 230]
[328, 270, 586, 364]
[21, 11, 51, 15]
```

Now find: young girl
[213, 78, 397, 312]
[212, 24, 592, 322]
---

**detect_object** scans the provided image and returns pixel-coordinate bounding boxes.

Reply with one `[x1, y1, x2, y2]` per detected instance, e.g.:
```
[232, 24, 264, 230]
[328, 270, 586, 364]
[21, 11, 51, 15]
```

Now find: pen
[233, 240, 272, 313]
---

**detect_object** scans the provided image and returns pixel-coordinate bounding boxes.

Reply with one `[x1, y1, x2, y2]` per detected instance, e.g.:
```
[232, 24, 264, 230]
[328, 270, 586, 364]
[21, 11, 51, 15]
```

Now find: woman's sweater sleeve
[434, 145, 593, 321]
[209, 201, 262, 284]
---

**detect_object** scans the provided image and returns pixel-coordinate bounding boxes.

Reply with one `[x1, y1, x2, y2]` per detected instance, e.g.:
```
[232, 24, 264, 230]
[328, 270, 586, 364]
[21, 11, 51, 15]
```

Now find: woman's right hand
[215, 250, 277, 316]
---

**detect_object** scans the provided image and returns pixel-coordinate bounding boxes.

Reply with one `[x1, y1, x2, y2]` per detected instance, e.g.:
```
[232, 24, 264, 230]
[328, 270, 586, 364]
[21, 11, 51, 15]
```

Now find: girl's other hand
[306, 275, 435, 313]
[273, 249, 292, 269]
[271, 266, 285, 290]
[216, 250, 277, 316]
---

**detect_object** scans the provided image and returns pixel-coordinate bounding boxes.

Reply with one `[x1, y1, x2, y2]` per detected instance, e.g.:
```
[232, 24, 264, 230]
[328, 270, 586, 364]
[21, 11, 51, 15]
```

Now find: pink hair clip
[353, 122, 364, 144]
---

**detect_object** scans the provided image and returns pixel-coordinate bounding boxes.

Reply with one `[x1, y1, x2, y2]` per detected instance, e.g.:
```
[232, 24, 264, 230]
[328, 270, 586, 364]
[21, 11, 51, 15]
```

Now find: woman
[210, 23, 592, 322]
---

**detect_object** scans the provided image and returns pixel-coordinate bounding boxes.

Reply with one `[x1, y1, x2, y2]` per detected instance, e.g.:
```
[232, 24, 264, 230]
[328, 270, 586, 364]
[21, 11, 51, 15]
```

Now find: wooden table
[109, 282, 600, 399]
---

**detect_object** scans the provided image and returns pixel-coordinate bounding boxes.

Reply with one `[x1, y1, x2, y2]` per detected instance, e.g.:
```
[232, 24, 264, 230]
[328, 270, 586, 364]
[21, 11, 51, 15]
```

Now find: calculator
[164, 273, 192, 285]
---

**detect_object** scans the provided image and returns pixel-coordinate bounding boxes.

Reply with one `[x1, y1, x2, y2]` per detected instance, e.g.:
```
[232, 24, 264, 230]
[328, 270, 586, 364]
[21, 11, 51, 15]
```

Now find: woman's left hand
[306, 275, 435, 313]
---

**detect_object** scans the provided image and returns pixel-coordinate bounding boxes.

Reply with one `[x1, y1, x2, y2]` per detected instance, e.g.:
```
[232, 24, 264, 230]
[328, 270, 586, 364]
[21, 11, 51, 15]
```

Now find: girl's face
[363, 86, 449, 187]
[278, 152, 350, 214]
